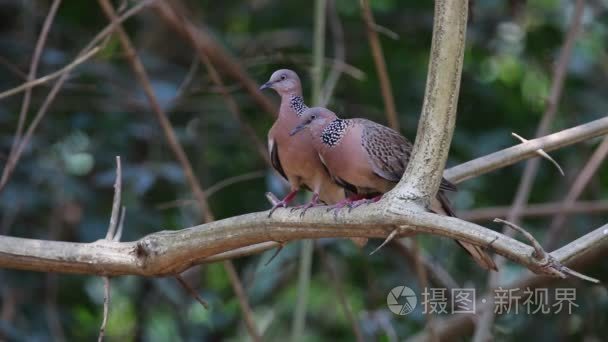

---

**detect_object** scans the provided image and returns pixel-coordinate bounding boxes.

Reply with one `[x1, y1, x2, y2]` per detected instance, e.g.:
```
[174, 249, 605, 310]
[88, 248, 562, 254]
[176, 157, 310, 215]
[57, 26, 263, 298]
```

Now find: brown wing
[357, 118, 410, 183]
[269, 139, 287, 181]
[357, 118, 456, 192]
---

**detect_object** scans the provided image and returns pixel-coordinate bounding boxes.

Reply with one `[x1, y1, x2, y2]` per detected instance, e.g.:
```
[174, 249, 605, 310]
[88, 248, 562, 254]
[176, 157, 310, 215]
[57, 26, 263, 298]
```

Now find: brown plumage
[260, 70, 346, 214]
[290, 107, 497, 271]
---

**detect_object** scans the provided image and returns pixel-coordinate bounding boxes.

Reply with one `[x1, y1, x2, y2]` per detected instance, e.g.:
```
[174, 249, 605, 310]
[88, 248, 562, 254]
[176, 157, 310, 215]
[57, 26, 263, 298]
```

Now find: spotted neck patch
[321, 119, 348, 147]
[289, 95, 308, 115]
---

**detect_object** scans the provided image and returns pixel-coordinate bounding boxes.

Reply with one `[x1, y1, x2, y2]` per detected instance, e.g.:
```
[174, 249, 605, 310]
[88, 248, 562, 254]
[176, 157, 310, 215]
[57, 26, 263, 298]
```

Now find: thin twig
[496, 218, 599, 283]
[0, 56, 27, 80]
[223, 261, 261, 341]
[545, 136, 608, 249]
[113, 206, 126, 242]
[410, 238, 437, 342]
[317, 244, 364, 342]
[98, 276, 110, 342]
[153, 1, 276, 117]
[472, 2, 586, 340]
[494, 219, 545, 260]
[170, 57, 199, 107]
[0, 47, 99, 101]
[445, 115, 608, 183]
[97, 2, 259, 340]
[321, 0, 345, 107]
[372, 23, 399, 40]
[156, 170, 266, 209]
[512, 132, 564, 176]
[99, 157, 123, 342]
[360, 0, 399, 130]
[10, 0, 62, 177]
[0, 0, 157, 193]
[174, 275, 209, 309]
[369, 228, 399, 255]
[293, 0, 327, 338]
[183, 30, 270, 165]
[105, 157, 122, 240]
[460, 200, 608, 221]
[391, 239, 461, 291]
[408, 225, 607, 342]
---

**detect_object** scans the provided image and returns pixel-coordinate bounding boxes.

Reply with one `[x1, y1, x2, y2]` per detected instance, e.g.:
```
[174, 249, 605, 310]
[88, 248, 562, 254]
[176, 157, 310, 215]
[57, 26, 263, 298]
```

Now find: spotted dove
[260, 70, 346, 215]
[290, 107, 497, 271]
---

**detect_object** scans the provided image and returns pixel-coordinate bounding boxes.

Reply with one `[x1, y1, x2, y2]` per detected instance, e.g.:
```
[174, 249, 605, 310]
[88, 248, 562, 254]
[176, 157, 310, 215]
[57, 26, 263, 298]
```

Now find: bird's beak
[289, 123, 307, 136]
[260, 81, 273, 90]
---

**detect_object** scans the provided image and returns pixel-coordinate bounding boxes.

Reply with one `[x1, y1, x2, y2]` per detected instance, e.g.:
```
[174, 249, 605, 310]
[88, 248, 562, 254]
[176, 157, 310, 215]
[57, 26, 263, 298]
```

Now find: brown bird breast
[269, 103, 344, 204]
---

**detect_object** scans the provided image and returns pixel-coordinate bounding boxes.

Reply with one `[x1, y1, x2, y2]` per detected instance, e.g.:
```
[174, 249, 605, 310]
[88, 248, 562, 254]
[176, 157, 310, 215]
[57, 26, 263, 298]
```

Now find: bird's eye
[311, 115, 316, 119]
[280, 75, 286, 80]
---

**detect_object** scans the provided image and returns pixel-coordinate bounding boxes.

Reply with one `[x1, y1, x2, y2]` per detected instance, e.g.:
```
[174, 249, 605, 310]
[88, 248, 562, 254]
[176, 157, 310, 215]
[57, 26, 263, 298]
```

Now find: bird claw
[347, 196, 382, 212]
[326, 201, 350, 220]
[268, 201, 287, 218]
[347, 199, 372, 212]
[295, 202, 322, 218]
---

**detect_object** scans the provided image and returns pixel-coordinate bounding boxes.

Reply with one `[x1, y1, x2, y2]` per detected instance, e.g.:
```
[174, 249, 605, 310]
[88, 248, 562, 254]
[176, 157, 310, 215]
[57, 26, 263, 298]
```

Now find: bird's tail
[432, 192, 498, 271]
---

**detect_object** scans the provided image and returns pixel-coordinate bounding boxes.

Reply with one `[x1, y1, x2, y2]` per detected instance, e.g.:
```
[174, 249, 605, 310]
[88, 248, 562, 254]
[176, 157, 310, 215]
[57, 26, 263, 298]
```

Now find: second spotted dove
[290, 107, 497, 271]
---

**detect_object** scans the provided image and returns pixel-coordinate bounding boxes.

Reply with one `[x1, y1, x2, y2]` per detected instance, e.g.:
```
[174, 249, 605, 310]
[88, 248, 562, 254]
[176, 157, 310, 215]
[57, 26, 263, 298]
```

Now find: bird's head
[289, 107, 337, 137]
[260, 69, 301, 95]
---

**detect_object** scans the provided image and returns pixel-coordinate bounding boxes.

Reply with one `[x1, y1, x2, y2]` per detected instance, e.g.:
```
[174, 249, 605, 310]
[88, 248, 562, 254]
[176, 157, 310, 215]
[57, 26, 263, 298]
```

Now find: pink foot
[347, 195, 382, 212]
[268, 190, 298, 217]
[291, 194, 322, 218]
[326, 194, 365, 218]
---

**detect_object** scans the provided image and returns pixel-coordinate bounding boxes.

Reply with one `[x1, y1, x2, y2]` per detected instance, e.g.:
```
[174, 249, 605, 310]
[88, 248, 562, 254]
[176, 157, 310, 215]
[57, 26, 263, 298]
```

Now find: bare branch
[174, 275, 209, 309]
[0, 0, 158, 192]
[97, 2, 259, 340]
[408, 223, 607, 342]
[369, 228, 399, 255]
[360, 0, 399, 131]
[0, 203, 599, 279]
[460, 200, 608, 222]
[10, 0, 62, 174]
[392, 239, 461, 291]
[389, 0, 467, 208]
[320, 0, 345, 107]
[512, 132, 564, 176]
[473, 1, 588, 338]
[178, 19, 270, 165]
[105, 157, 122, 240]
[0, 47, 98, 101]
[98, 276, 110, 342]
[113, 206, 126, 242]
[153, 1, 276, 117]
[445, 115, 608, 183]
[223, 261, 261, 342]
[545, 135, 608, 249]
[317, 245, 364, 342]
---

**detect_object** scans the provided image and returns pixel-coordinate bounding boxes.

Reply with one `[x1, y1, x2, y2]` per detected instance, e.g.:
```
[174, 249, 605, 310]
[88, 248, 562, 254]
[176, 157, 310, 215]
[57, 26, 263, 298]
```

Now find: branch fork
[495, 218, 599, 283]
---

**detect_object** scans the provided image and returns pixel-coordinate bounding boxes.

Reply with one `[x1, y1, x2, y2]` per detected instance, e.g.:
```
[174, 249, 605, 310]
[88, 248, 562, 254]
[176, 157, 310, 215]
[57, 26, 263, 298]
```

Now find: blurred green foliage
[0, 0, 607, 341]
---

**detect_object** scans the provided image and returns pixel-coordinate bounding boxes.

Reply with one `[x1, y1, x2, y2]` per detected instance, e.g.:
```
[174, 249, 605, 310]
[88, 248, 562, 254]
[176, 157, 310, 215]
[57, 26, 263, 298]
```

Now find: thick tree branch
[389, 0, 468, 208]
[1, 114, 603, 274]
[0, 204, 599, 279]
